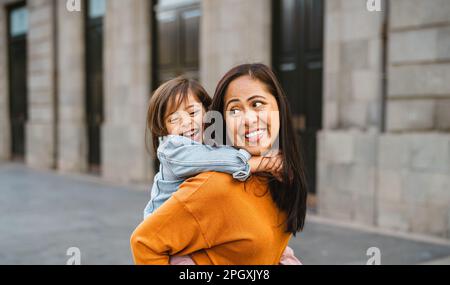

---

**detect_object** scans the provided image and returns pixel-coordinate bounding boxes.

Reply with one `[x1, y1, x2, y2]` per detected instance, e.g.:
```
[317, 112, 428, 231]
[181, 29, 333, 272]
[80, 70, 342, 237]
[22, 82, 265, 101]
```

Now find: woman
[130, 63, 308, 265]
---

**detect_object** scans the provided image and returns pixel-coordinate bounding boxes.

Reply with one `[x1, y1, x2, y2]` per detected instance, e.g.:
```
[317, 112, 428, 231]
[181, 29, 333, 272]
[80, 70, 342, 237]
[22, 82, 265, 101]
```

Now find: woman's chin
[240, 144, 273, 156]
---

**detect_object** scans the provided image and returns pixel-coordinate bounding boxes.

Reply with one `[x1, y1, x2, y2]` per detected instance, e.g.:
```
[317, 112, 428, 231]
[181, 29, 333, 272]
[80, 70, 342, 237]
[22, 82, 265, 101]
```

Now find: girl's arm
[158, 135, 252, 181]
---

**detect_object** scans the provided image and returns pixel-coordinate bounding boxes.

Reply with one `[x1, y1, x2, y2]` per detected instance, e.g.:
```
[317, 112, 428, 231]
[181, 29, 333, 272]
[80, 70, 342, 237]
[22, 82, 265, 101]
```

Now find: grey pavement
[1, 163, 450, 265]
[291, 220, 450, 265]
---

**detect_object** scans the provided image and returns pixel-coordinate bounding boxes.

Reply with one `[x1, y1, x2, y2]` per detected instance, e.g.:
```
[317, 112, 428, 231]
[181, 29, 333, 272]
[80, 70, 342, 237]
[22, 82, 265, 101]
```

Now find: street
[1, 163, 450, 265]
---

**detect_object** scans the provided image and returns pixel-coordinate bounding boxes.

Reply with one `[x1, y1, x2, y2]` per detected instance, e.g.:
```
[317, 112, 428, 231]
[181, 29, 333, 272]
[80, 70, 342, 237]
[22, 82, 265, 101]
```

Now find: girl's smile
[164, 92, 206, 143]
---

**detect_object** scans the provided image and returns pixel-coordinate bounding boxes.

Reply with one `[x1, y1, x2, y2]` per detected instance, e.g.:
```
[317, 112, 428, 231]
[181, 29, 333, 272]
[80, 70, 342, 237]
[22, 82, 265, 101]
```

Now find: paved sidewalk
[290, 218, 450, 265]
[1, 163, 450, 265]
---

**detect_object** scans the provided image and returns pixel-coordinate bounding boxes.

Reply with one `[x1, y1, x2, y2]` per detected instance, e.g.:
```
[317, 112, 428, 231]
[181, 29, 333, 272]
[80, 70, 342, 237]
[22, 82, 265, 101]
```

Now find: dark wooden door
[85, 0, 105, 173]
[151, 0, 200, 169]
[8, 4, 28, 161]
[273, 0, 324, 194]
[153, 0, 200, 87]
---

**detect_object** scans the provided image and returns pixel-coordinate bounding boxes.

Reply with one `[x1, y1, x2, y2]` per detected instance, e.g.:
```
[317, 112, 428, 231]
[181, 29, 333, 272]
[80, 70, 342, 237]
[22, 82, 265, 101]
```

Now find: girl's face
[164, 92, 206, 143]
[224, 75, 280, 155]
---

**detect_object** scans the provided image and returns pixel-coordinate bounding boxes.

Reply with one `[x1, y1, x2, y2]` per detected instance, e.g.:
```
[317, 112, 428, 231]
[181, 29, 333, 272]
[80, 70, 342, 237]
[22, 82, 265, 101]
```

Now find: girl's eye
[169, 117, 180, 124]
[190, 110, 200, 117]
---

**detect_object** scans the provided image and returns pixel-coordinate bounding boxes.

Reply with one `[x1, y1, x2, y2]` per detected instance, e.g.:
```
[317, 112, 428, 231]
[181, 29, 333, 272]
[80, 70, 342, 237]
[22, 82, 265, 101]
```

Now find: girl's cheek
[193, 115, 203, 129]
[166, 124, 179, 136]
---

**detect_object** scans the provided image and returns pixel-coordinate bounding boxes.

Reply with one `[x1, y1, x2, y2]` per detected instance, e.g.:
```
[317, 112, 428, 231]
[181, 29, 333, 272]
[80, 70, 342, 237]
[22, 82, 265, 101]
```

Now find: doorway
[8, 3, 28, 162]
[150, 0, 201, 169]
[273, 0, 324, 197]
[152, 0, 201, 87]
[85, 0, 105, 174]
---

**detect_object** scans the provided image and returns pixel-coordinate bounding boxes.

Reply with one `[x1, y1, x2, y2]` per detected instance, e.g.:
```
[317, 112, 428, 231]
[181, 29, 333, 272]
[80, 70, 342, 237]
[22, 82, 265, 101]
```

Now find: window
[9, 6, 28, 37]
[157, 0, 198, 9]
[88, 0, 106, 19]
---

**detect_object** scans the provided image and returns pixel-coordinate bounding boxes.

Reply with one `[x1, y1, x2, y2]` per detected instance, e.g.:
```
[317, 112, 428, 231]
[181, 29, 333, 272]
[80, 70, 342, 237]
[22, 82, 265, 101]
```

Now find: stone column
[386, 0, 450, 132]
[318, 0, 385, 225]
[0, 6, 10, 161]
[26, 0, 56, 169]
[376, 0, 450, 238]
[103, 0, 153, 184]
[200, 0, 272, 94]
[322, 0, 384, 131]
[56, 0, 87, 173]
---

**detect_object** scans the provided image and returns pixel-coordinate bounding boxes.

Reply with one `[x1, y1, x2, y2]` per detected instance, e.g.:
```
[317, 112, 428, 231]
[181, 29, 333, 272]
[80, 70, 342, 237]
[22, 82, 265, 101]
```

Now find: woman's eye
[229, 108, 241, 116]
[253, 101, 264, 108]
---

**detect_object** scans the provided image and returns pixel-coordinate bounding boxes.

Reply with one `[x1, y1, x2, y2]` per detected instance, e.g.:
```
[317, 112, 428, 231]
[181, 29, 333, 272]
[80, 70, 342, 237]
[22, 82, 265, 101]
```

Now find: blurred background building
[0, 0, 449, 240]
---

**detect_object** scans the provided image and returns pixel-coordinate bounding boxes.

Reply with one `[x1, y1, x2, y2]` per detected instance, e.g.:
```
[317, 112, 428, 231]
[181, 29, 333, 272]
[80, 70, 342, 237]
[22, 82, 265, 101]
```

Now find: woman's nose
[244, 110, 259, 127]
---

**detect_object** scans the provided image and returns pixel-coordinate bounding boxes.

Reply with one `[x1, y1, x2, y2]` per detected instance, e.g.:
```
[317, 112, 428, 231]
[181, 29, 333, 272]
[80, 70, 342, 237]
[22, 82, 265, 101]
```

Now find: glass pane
[89, 0, 106, 19]
[157, 0, 199, 9]
[10, 6, 28, 37]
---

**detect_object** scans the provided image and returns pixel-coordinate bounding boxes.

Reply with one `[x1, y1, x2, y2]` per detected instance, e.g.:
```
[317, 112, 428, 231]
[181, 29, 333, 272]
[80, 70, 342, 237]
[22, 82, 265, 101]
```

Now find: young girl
[143, 77, 301, 265]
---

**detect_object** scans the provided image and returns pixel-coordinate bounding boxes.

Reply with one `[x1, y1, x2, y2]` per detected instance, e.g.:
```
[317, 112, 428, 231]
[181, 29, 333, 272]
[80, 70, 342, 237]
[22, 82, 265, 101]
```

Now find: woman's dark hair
[210, 63, 308, 235]
[146, 76, 212, 154]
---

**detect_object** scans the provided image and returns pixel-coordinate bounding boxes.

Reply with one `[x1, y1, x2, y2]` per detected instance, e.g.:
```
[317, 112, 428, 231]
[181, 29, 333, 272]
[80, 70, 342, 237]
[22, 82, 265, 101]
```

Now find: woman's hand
[249, 151, 283, 181]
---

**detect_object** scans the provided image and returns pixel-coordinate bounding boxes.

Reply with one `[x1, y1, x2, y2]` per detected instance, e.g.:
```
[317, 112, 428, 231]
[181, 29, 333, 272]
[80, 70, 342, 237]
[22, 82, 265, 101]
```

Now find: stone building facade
[0, 0, 449, 239]
[319, 0, 450, 239]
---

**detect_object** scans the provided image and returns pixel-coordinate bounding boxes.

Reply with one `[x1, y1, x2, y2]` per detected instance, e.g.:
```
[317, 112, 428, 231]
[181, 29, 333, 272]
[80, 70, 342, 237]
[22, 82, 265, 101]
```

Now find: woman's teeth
[245, 129, 266, 139]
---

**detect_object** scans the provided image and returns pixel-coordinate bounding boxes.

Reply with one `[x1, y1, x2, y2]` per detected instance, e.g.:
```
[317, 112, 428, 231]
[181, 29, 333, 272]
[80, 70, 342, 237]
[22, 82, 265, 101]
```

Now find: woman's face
[224, 75, 280, 155]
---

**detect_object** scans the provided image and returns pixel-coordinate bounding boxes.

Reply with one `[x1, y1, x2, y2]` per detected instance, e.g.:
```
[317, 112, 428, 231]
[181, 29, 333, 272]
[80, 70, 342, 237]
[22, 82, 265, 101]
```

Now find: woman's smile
[244, 128, 267, 143]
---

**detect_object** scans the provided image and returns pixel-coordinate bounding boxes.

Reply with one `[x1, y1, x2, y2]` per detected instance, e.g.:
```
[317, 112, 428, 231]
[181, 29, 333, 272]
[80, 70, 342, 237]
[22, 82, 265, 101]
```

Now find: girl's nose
[180, 112, 192, 129]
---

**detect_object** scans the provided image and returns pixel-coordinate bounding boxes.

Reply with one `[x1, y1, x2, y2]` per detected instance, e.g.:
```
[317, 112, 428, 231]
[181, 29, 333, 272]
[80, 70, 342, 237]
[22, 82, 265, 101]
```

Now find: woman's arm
[158, 135, 252, 181]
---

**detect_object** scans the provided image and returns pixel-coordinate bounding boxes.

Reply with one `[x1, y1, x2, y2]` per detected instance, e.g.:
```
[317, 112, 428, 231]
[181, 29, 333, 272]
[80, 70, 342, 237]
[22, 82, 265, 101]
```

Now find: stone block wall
[319, 131, 450, 238]
[318, 130, 378, 225]
[0, 0, 155, 183]
[103, 0, 153, 184]
[26, 0, 56, 169]
[387, 0, 450, 132]
[200, 0, 272, 94]
[323, 0, 384, 130]
[377, 133, 450, 237]
[379, 0, 450, 237]
[319, 0, 450, 239]
[0, 5, 9, 160]
[56, 0, 87, 173]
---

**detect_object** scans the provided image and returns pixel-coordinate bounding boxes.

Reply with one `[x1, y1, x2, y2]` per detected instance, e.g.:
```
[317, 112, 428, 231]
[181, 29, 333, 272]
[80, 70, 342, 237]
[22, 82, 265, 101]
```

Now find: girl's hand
[249, 152, 283, 181]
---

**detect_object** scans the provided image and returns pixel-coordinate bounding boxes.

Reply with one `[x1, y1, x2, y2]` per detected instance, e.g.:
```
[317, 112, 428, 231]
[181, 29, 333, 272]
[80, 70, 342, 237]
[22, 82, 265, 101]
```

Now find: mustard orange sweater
[130, 172, 291, 265]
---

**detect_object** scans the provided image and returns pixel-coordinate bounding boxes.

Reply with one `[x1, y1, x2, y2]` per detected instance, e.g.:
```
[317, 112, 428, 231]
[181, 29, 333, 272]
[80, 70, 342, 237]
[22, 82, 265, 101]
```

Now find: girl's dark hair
[210, 63, 308, 235]
[146, 76, 212, 154]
